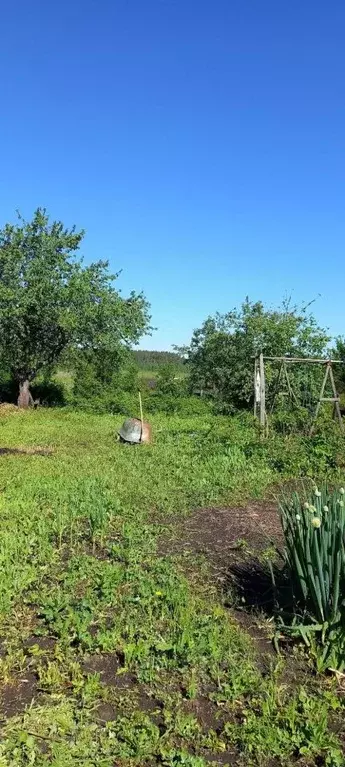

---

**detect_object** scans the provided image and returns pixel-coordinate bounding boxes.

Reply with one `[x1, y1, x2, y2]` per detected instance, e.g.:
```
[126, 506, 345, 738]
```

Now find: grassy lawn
[0, 408, 344, 766]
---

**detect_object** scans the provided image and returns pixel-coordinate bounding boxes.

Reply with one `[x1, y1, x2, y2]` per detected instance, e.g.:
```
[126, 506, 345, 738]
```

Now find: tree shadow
[0, 447, 52, 456]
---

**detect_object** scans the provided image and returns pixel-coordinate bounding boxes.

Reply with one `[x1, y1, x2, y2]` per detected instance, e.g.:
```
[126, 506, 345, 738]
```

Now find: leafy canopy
[0, 208, 151, 385]
[185, 298, 330, 411]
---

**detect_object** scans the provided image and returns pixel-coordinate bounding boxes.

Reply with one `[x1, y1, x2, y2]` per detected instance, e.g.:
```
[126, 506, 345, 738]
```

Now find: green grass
[0, 409, 344, 766]
[138, 368, 187, 381]
[138, 369, 158, 380]
[53, 369, 74, 395]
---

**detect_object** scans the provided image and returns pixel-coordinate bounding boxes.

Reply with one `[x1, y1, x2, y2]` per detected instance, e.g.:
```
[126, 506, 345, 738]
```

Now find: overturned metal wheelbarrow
[118, 393, 152, 444]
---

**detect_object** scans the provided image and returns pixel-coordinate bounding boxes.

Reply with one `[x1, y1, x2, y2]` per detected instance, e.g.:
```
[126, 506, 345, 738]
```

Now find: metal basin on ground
[118, 418, 151, 444]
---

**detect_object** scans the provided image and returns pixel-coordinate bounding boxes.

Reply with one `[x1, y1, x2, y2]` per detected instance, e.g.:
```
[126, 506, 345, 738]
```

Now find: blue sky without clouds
[0, 1, 344, 349]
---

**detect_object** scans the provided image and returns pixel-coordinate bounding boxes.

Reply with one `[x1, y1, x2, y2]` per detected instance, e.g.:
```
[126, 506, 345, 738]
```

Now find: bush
[0, 370, 66, 407]
[270, 405, 311, 435]
[155, 365, 186, 397]
[71, 356, 139, 413]
[144, 394, 212, 417]
[0, 371, 17, 403]
[31, 379, 66, 407]
[278, 486, 345, 670]
[245, 430, 345, 478]
[108, 391, 141, 416]
[71, 353, 210, 417]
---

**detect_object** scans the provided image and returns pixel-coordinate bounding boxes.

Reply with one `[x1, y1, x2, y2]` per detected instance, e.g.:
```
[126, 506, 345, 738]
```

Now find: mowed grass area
[0, 408, 344, 766]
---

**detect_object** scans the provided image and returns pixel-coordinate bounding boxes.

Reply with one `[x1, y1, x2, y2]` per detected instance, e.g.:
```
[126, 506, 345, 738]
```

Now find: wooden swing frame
[254, 354, 344, 436]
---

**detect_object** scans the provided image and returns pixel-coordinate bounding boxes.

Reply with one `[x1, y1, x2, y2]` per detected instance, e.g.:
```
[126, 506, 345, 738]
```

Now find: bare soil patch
[160, 501, 288, 667]
[183, 695, 224, 733]
[160, 500, 283, 577]
[82, 652, 135, 689]
[0, 672, 38, 719]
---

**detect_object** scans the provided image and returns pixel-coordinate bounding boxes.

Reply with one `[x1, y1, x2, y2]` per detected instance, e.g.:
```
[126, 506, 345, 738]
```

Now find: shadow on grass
[0, 447, 52, 456]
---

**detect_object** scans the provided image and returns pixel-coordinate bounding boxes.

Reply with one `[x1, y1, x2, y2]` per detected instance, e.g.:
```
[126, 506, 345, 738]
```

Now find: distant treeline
[133, 350, 185, 370]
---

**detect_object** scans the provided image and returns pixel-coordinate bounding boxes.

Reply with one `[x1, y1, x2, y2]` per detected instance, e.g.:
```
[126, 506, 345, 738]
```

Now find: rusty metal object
[118, 418, 152, 444]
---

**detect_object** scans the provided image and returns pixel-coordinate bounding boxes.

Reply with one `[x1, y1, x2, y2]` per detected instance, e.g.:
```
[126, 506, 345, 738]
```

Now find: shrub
[270, 405, 311, 435]
[144, 394, 212, 417]
[72, 356, 139, 413]
[278, 486, 345, 670]
[0, 370, 17, 403]
[31, 379, 66, 407]
[0, 370, 66, 407]
[108, 391, 140, 416]
[155, 365, 184, 397]
[246, 430, 344, 478]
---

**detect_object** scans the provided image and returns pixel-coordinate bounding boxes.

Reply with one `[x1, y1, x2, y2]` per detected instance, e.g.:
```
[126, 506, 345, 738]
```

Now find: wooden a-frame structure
[254, 354, 344, 436]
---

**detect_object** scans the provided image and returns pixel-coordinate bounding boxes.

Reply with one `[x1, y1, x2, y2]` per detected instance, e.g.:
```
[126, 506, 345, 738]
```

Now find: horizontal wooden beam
[254, 356, 343, 364]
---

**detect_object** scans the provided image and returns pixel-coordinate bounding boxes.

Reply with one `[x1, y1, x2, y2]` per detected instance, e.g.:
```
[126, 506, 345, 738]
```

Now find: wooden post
[138, 391, 144, 441]
[259, 353, 266, 430]
[269, 361, 283, 414]
[329, 364, 344, 433]
[309, 362, 344, 435]
[309, 364, 329, 435]
[254, 357, 258, 417]
[283, 362, 299, 404]
[252, 355, 345, 435]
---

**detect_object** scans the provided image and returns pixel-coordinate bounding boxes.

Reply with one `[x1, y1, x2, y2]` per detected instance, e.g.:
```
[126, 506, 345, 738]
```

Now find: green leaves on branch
[0, 208, 151, 395]
[184, 298, 330, 412]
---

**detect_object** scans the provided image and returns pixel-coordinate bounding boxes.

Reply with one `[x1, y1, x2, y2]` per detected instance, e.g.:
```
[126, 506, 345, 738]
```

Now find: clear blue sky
[1, 1, 344, 350]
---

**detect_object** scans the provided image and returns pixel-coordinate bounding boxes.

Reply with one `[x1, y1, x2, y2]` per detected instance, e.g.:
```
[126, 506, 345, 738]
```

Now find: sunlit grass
[0, 408, 343, 766]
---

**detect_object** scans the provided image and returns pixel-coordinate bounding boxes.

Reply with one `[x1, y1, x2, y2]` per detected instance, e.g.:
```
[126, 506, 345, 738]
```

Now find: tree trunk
[18, 379, 34, 408]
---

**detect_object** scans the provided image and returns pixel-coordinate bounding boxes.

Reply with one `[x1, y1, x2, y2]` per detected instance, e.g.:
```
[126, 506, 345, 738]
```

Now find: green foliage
[278, 486, 345, 670]
[31, 378, 66, 407]
[156, 365, 184, 396]
[70, 354, 209, 417]
[225, 684, 343, 765]
[185, 298, 330, 412]
[250, 428, 344, 477]
[133, 349, 185, 370]
[0, 208, 150, 397]
[139, 366, 210, 416]
[0, 368, 18, 403]
[144, 394, 212, 417]
[71, 344, 140, 412]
